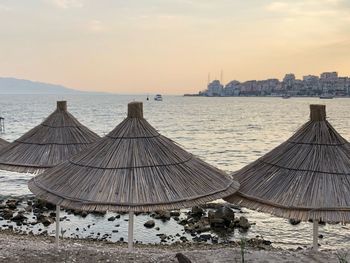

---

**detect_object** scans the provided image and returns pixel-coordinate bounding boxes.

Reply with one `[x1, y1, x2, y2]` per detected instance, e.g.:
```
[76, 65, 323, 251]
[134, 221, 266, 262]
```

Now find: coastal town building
[282, 74, 296, 90]
[206, 80, 224, 96]
[199, 72, 350, 97]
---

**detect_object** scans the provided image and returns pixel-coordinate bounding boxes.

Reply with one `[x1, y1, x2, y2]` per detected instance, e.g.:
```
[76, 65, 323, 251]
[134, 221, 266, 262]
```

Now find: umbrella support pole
[312, 220, 318, 251]
[128, 211, 134, 252]
[55, 205, 60, 249]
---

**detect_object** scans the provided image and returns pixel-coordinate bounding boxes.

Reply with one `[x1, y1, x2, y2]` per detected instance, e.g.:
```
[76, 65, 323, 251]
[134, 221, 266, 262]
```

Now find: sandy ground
[0, 231, 348, 263]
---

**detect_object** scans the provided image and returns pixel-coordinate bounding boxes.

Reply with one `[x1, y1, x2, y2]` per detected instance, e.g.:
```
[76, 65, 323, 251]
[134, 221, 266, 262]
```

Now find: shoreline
[1, 196, 349, 251]
[0, 230, 347, 263]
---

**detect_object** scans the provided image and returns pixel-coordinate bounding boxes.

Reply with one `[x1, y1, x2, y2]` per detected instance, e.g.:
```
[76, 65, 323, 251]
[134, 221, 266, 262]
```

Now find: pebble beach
[0, 230, 348, 263]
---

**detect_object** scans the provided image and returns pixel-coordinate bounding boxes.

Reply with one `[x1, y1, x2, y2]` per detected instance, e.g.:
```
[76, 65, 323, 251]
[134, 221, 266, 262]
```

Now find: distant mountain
[0, 77, 83, 94]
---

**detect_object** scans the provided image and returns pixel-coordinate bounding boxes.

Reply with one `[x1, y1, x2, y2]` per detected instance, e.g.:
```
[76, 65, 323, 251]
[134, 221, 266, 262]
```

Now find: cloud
[0, 4, 11, 11]
[48, 0, 84, 9]
[265, 0, 348, 17]
[88, 20, 106, 32]
[266, 2, 289, 12]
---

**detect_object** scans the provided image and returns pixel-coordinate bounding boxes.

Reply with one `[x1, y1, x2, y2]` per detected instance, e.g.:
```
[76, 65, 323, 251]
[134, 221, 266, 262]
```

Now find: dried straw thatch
[225, 104, 350, 223]
[0, 101, 100, 174]
[29, 101, 240, 212]
[0, 138, 9, 148]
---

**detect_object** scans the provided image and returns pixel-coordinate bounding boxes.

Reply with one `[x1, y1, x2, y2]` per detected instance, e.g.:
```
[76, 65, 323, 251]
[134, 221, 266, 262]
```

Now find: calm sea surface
[0, 94, 349, 249]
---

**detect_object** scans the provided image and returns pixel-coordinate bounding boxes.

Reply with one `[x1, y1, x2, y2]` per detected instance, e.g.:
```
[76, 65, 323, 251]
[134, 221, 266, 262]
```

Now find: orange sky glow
[0, 0, 350, 94]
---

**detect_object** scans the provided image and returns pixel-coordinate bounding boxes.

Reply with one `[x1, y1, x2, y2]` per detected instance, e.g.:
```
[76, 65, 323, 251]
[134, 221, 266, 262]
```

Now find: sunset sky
[0, 0, 349, 94]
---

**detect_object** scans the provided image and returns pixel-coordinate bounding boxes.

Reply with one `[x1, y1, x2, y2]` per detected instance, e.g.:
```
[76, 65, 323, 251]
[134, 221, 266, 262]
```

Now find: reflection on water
[0, 94, 349, 249]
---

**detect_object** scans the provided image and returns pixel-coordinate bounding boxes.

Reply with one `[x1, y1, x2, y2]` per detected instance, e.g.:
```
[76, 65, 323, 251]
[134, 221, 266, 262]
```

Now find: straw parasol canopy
[225, 104, 350, 224]
[0, 138, 9, 148]
[0, 101, 100, 174]
[28, 101, 240, 212]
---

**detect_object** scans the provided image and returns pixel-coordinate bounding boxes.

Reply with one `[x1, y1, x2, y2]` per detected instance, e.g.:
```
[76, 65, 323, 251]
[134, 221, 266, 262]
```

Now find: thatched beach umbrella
[0, 101, 100, 174]
[0, 138, 9, 148]
[225, 104, 350, 250]
[28, 101, 240, 251]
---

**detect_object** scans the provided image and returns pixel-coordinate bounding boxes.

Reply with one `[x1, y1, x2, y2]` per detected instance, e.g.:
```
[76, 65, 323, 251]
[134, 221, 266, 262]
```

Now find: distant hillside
[0, 78, 83, 94]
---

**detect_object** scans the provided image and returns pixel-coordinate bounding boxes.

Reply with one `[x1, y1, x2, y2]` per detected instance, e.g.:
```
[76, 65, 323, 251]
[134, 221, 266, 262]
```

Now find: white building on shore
[206, 80, 224, 96]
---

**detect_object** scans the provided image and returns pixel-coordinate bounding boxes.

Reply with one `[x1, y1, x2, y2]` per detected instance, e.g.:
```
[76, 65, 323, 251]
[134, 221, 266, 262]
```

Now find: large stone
[25, 205, 33, 212]
[208, 206, 235, 227]
[194, 218, 211, 233]
[238, 216, 250, 229]
[11, 214, 27, 222]
[184, 218, 211, 234]
[81, 211, 88, 218]
[289, 218, 301, 225]
[72, 210, 88, 218]
[180, 236, 188, 242]
[170, 211, 181, 217]
[199, 234, 212, 241]
[33, 199, 55, 210]
[6, 200, 18, 210]
[215, 206, 235, 221]
[178, 219, 188, 225]
[156, 233, 167, 242]
[208, 210, 226, 227]
[2, 209, 14, 220]
[144, 220, 155, 228]
[175, 253, 192, 263]
[190, 206, 204, 217]
[154, 211, 171, 221]
[37, 214, 54, 226]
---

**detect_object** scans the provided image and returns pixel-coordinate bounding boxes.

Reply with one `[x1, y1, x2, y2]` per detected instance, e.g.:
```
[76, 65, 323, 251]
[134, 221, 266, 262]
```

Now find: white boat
[154, 94, 163, 101]
[319, 94, 334, 99]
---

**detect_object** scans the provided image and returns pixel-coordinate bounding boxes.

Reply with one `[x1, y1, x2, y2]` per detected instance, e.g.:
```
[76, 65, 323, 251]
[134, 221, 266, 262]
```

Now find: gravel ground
[0, 231, 348, 263]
